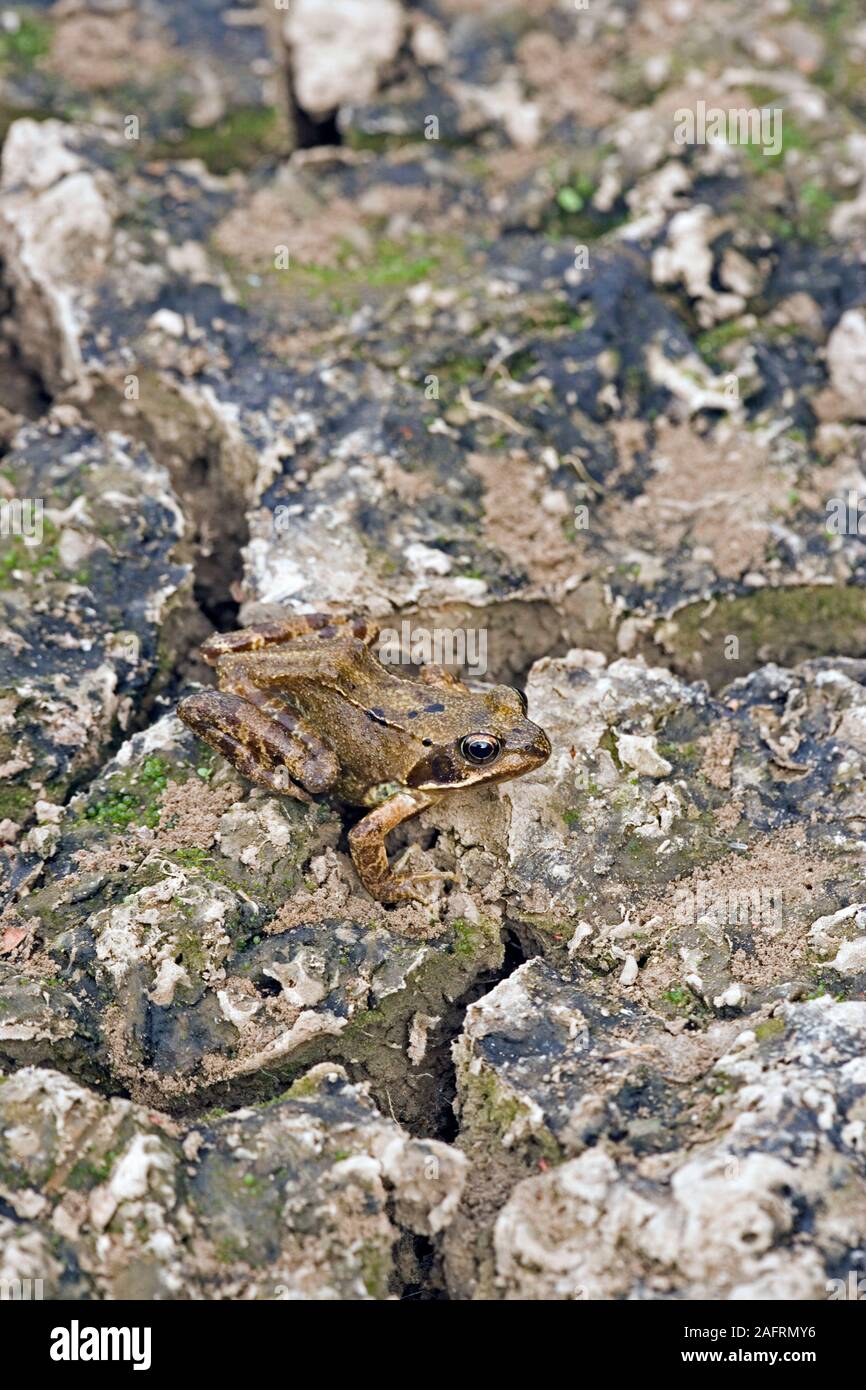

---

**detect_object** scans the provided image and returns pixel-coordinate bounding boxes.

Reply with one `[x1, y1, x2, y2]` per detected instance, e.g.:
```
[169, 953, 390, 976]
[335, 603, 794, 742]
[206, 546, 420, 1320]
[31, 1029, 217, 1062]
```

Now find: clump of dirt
[42, 11, 172, 92]
[215, 188, 368, 270]
[699, 724, 739, 789]
[633, 829, 841, 1009]
[468, 450, 586, 588]
[517, 29, 623, 128]
[155, 777, 245, 852]
[214, 173, 441, 272]
[609, 421, 787, 581]
[267, 857, 447, 941]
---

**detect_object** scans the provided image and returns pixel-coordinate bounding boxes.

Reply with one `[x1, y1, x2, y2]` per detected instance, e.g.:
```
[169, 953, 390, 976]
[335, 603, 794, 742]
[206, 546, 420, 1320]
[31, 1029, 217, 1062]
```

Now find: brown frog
[177, 613, 551, 904]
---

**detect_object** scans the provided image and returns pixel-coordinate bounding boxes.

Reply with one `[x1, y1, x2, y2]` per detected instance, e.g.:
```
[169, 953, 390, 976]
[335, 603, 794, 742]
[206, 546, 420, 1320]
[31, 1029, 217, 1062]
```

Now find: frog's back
[217, 633, 422, 801]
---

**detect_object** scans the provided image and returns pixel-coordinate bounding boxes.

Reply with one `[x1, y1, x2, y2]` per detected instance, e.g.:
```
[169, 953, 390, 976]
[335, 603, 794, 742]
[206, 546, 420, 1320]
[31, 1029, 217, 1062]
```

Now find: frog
[177, 612, 551, 904]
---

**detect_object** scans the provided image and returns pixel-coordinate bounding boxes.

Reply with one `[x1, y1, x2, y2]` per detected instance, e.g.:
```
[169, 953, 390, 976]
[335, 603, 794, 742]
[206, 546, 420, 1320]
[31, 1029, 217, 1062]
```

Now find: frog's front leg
[178, 690, 338, 800]
[348, 789, 443, 904]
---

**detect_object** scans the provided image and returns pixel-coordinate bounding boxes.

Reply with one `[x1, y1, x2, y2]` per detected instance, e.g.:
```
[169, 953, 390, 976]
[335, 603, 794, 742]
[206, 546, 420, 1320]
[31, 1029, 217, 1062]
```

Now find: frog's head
[406, 684, 551, 793]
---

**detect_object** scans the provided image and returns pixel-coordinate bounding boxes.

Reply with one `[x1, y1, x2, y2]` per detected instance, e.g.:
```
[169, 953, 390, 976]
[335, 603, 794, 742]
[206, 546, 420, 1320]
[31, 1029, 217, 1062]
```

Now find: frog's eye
[460, 733, 501, 766]
[516, 689, 528, 715]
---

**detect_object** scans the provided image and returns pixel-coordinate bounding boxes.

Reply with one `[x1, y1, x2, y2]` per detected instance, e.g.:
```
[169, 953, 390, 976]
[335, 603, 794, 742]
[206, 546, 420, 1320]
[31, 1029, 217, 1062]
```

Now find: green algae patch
[0, 518, 60, 580]
[452, 916, 494, 958]
[655, 586, 866, 689]
[0, 13, 53, 71]
[82, 755, 173, 831]
[358, 1241, 390, 1298]
[696, 320, 754, 366]
[0, 780, 39, 823]
[755, 1016, 787, 1043]
[454, 1059, 563, 1166]
[285, 1073, 323, 1100]
[288, 237, 444, 307]
[151, 106, 285, 174]
[220, 231, 474, 321]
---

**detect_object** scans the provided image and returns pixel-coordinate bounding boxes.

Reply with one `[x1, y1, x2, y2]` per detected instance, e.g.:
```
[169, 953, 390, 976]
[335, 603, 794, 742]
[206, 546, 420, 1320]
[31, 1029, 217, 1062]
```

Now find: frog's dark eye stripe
[459, 733, 501, 766]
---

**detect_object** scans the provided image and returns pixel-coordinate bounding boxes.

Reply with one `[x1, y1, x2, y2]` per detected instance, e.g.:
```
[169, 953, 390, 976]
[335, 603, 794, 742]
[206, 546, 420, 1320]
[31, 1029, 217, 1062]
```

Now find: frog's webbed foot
[418, 663, 471, 694]
[201, 613, 379, 665]
[348, 790, 444, 904]
[178, 690, 338, 800]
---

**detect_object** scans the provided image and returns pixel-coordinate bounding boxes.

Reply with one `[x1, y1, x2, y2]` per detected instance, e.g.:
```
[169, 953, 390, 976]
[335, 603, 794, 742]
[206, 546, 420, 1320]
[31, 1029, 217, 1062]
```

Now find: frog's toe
[378, 869, 454, 905]
[297, 746, 339, 794]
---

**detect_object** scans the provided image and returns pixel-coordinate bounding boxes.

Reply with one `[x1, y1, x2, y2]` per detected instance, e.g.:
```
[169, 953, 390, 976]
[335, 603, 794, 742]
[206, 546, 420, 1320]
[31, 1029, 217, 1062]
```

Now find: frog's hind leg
[215, 665, 324, 752]
[178, 690, 338, 799]
[201, 613, 379, 666]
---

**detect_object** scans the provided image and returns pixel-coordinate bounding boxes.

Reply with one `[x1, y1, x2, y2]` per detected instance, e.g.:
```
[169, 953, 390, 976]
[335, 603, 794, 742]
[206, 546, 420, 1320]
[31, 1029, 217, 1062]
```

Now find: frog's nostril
[527, 732, 551, 762]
